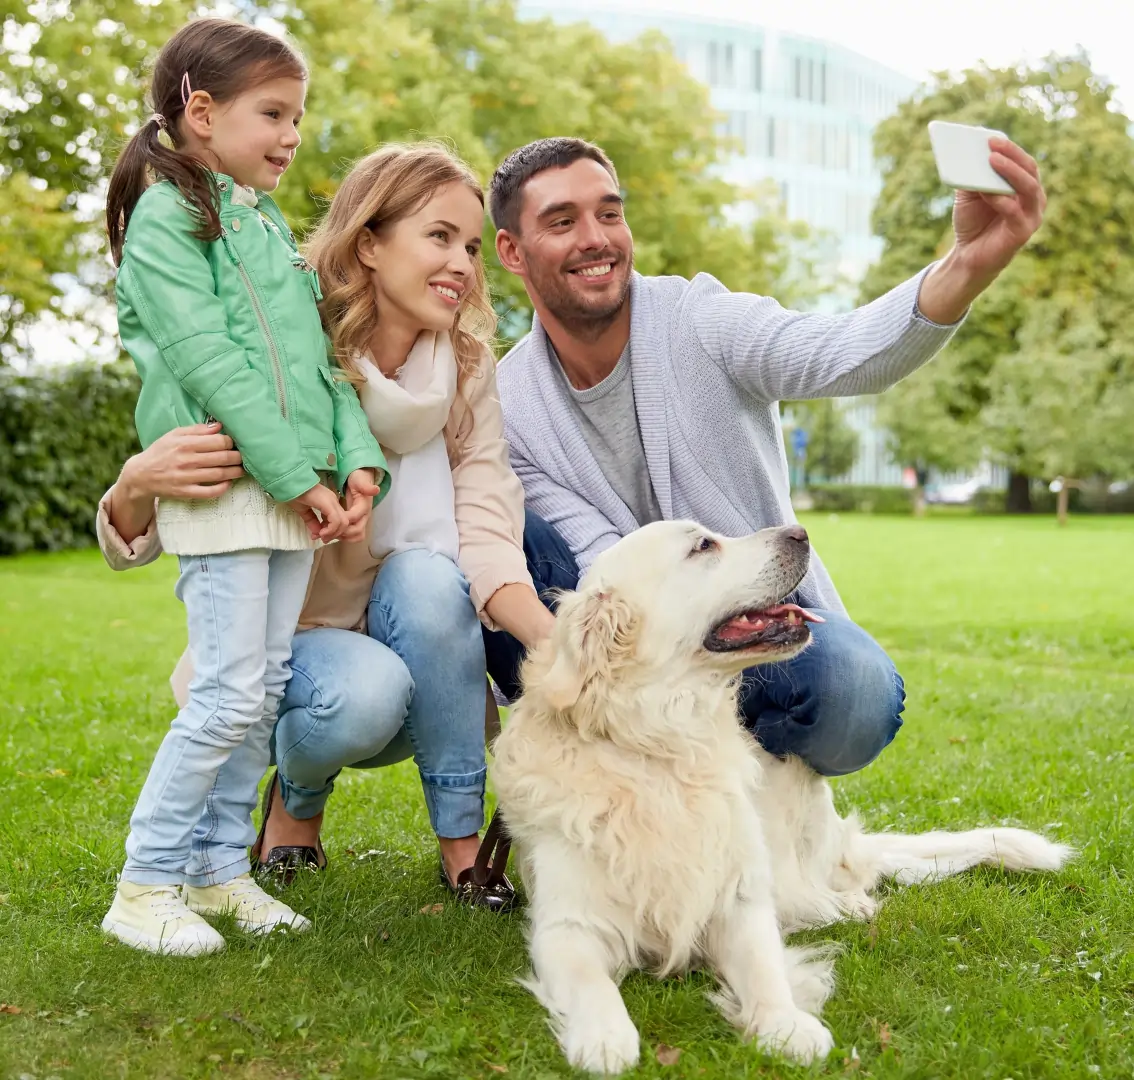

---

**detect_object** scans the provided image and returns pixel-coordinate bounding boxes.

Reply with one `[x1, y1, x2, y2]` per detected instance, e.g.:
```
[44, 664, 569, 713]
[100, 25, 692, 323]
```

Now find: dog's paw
[752, 1008, 835, 1064]
[562, 1014, 641, 1075]
[835, 889, 877, 921]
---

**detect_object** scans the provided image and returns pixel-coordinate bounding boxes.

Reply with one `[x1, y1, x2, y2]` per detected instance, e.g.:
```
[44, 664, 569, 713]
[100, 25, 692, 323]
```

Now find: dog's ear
[542, 585, 638, 713]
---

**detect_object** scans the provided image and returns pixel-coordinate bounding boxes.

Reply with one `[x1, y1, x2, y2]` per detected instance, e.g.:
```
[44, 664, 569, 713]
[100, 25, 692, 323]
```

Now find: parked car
[925, 477, 987, 505]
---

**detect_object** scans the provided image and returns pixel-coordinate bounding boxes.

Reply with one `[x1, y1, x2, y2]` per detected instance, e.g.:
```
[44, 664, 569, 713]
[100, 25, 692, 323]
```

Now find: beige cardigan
[97, 350, 532, 701]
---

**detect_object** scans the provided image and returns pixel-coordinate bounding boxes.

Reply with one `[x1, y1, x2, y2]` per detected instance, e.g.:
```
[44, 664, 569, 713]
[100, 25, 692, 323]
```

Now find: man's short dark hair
[489, 138, 619, 234]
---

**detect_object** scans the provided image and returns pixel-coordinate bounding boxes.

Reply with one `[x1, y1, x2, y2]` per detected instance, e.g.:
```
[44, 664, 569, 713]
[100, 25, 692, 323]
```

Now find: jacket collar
[211, 172, 260, 209]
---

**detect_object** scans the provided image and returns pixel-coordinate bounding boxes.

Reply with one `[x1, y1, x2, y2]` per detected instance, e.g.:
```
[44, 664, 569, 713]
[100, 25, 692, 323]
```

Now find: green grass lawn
[1, 514, 1131, 1080]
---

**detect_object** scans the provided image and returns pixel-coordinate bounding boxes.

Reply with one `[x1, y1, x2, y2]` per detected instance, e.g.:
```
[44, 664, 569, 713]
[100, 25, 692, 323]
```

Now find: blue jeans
[274, 549, 487, 838]
[123, 548, 313, 887]
[483, 512, 905, 777]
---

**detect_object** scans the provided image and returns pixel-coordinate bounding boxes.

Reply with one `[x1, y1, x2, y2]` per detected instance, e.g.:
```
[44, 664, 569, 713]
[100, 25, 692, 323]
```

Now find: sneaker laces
[147, 885, 192, 924]
[219, 877, 280, 917]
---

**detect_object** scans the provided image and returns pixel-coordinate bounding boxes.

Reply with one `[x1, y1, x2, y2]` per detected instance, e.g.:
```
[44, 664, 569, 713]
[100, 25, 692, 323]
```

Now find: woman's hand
[110, 422, 245, 544]
[341, 468, 380, 544]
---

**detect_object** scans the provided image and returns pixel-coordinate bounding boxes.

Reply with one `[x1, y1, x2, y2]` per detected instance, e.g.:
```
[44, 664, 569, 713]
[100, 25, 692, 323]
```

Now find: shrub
[0, 363, 140, 555]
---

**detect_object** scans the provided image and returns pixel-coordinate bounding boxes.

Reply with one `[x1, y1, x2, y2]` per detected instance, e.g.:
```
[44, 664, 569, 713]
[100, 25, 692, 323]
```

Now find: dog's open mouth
[704, 603, 823, 653]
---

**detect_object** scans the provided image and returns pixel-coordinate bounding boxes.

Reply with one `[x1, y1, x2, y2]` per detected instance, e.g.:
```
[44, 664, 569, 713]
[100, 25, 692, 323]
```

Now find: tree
[862, 55, 1134, 510]
[785, 399, 859, 485]
[2, 0, 832, 359]
[0, 0, 197, 358]
[982, 298, 1134, 524]
[874, 368, 980, 515]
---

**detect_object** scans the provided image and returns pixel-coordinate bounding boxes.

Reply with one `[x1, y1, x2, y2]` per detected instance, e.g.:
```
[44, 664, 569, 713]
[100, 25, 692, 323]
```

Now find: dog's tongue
[762, 604, 825, 624]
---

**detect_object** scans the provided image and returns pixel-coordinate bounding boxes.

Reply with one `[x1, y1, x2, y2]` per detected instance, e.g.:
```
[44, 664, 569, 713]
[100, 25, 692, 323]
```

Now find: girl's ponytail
[106, 115, 217, 265]
[105, 17, 306, 266]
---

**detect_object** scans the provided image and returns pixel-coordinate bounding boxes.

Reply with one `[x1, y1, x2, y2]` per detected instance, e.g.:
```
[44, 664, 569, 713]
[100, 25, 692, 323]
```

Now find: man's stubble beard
[528, 251, 634, 343]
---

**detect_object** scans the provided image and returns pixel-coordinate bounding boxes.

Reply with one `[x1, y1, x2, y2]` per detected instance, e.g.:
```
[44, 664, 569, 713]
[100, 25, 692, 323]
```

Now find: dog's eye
[690, 536, 719, 556]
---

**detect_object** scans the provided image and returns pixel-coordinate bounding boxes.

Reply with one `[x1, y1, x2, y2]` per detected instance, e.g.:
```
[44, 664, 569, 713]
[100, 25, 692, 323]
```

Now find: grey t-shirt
[553, 342, 663, 527]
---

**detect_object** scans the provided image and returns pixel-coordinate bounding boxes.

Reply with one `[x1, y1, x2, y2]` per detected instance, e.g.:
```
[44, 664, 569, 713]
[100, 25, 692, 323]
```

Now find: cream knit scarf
[357, 331, 460, 562]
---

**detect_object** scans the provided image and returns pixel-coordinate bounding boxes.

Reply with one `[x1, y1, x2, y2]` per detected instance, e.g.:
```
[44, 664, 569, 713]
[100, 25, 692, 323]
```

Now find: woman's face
[358, 181, 485, 335]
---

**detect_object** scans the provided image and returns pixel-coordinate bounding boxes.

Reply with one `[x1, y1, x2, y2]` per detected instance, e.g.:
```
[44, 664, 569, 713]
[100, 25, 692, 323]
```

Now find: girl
[101, 18, 386, 955]
[246, 143, 556, 909]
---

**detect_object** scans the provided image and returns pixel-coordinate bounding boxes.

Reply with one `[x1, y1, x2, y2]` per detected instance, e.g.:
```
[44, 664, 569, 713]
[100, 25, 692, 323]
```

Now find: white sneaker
[102, 881, 226, 956]
[184, 874, 312, 935]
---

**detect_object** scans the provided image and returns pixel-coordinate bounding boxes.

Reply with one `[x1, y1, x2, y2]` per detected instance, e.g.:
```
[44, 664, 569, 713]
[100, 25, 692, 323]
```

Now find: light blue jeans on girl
[122, 548, 313, 887]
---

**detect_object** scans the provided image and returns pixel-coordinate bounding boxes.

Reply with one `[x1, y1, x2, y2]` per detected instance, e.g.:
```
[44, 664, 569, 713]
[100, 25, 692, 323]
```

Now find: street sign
[791, 426, 809, 459]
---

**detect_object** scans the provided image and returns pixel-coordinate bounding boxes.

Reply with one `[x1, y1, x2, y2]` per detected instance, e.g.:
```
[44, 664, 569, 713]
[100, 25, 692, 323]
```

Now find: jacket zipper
[220, 226, 288, 421]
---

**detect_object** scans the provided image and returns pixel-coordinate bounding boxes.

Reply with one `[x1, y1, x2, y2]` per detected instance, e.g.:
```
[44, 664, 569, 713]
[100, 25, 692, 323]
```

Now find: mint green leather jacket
[116, 175, 387, 502]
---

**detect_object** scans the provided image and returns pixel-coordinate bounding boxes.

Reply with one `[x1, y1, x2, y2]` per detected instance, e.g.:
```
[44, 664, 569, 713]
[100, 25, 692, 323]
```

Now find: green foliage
[2, 0, 831, 356]
[0, 0, 198, 357]
[784, 399, 860, 483]
[0, 362, 140, 554]
[864, 55, 1134, 484]
[804, 483, 915, 514]
[0, 174, 85, 348]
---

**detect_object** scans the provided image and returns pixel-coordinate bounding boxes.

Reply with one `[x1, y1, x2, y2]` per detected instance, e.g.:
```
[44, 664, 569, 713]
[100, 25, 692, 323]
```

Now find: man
[482, 136, 1045, 777]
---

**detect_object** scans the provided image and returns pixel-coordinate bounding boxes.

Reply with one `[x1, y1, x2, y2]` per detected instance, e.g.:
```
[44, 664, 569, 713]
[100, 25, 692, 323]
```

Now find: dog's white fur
[492, 521, 1072, 1073]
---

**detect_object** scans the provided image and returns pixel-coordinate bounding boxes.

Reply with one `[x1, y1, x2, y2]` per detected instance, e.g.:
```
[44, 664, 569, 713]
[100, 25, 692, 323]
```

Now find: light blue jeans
[122, 548, 313, 887]
[273, 549, 487, 839]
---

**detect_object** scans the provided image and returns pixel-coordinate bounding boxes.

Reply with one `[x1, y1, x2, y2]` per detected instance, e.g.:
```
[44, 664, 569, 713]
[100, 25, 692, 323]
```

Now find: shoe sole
[101, 915, 225, 956]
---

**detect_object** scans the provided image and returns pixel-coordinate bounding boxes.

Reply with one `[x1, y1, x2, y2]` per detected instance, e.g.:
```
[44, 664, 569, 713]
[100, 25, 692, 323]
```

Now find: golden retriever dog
[491, 521, 1071, 1074]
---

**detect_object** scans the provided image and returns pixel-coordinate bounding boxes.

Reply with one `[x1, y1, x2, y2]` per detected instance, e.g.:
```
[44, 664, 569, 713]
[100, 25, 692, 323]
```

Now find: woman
[97, 143, 555, 911]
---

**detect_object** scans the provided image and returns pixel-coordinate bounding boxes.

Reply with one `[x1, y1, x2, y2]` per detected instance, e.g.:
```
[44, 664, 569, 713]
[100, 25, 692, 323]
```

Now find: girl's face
[356, 181, 484, 336]
[183, 76, 305, 192]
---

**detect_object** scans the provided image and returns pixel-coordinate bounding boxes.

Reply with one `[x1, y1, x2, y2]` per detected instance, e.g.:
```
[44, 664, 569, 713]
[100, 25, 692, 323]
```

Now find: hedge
[0, 363, 141, 555]
[802, 484, 916, 514]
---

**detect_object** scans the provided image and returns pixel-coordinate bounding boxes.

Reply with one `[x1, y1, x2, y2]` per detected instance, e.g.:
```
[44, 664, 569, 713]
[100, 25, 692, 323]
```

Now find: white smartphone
[927, 121, 1015, 195]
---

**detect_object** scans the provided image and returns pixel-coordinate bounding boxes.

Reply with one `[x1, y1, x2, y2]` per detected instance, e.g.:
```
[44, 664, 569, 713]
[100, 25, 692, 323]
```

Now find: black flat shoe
[439, 860, 518, 913]
[439, 811, 518, 913]
[250, 769, 327, 885]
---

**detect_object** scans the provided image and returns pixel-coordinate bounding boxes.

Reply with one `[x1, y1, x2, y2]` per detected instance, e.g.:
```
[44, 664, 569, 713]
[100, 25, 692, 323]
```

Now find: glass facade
[517, 1, 917, 304]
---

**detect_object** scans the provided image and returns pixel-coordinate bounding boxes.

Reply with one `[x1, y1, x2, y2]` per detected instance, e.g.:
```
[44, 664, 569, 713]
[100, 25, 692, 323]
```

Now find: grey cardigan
[496, 269, 959, 613]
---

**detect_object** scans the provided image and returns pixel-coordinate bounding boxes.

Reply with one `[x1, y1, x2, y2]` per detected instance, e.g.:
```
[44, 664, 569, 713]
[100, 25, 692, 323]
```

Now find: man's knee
[808, 657, 904, 776]
[740, 615, 905, 777]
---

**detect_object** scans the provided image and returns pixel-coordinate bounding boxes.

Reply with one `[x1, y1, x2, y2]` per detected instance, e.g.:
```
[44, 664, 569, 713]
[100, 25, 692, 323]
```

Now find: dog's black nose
[783, 524, 809, 545]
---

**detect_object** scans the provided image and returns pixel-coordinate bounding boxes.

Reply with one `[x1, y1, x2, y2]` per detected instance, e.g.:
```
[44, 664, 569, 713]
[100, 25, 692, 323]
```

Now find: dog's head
[532, 520, 821, 725]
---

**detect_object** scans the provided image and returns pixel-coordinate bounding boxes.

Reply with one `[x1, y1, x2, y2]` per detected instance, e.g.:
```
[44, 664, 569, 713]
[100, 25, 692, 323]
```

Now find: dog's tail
[848, 825, 1074, 886]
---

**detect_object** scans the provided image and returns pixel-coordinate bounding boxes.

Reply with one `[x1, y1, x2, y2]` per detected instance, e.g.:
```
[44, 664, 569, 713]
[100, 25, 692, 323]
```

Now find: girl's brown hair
[305, 143, 496, 396]
[106, 18, 306, 265]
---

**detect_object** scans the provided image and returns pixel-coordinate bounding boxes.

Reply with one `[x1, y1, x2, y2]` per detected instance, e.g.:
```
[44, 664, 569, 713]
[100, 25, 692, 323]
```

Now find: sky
[559, 0, 1132, 111]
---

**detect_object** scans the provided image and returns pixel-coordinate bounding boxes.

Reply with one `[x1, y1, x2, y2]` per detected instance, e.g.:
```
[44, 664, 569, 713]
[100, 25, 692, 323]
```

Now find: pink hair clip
[180, 71, 192, 106]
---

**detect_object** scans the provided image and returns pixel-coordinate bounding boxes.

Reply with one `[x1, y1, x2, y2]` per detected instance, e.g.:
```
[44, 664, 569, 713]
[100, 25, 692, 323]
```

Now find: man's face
[505, 158, 634, 329]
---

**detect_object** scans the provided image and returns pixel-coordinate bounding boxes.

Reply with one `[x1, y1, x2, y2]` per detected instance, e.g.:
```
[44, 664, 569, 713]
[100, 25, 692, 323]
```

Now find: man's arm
[510, 446, 623, 575]
[692, 136, 1045, 403]
[690, 268, 957, 403]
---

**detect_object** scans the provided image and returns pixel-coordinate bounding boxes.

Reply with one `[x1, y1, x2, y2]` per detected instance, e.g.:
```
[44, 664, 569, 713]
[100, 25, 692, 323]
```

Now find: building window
[707, 41, 735, 88]
[752, 47, 763, 92]
[746, 111, 763, 156]
[767, 116, 776, 159]
[793, 56, 802, 98]
[819, 61, 827, 104]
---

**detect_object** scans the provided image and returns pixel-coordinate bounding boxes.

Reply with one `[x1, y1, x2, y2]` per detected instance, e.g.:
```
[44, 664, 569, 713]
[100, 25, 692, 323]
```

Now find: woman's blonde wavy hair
[305, 142, 496, 392]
